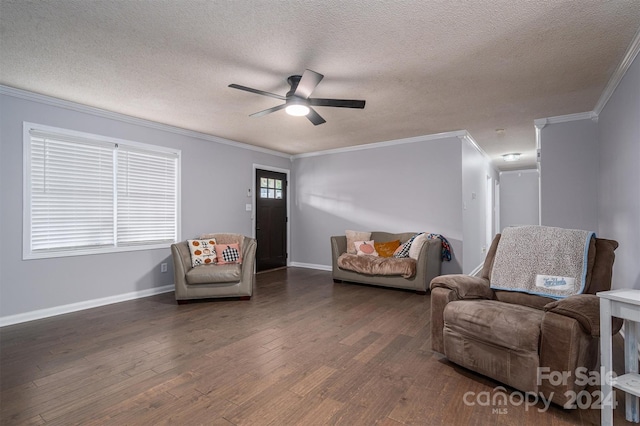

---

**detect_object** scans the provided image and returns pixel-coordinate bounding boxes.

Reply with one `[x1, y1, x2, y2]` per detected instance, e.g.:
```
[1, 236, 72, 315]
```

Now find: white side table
[598, 289, 640, 425]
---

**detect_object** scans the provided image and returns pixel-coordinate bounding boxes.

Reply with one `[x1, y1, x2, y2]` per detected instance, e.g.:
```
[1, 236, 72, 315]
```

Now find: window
[23, 123, 180, 259]
[259, 177, 283, 199]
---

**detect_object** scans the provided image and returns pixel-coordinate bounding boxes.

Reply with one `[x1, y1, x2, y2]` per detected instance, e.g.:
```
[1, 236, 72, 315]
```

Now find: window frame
[22, 122, 181, 260]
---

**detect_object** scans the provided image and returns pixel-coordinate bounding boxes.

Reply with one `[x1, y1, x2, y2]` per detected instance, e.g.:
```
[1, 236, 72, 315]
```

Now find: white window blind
[117, 147, 178, 246]
[25, 124, 180, 259]
[30, 133, 115, 252]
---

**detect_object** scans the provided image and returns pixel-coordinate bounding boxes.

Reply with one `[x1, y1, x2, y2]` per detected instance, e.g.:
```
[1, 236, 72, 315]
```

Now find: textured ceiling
[2, 1, 639, 170]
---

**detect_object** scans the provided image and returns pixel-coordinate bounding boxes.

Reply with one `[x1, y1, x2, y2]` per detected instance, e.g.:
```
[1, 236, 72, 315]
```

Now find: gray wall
[597, 51, 640, 290]
[291, 136, 465, 275]
[0, 92, 291, 320]
[499, 169, 540, 231]
[539, 118, 599, 231]
[0, 90, 498, 322]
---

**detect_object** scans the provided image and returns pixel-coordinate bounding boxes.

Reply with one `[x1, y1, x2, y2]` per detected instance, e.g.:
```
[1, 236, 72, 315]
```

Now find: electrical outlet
[160, 262, 167, 273]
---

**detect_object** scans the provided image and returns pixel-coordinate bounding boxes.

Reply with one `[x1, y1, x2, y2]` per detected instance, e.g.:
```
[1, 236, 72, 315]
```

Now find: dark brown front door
[255, 169, 287, 272]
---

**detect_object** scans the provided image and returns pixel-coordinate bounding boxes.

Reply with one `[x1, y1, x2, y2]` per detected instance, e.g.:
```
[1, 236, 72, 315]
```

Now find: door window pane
[260, 177, 283, 199]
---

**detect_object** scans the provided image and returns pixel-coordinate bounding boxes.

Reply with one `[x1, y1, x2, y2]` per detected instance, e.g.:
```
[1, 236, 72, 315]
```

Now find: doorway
[255, 169, 288, 272]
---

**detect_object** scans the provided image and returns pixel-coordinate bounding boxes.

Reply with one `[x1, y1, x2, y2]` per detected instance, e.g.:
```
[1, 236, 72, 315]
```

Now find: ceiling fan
[228, 69, 366, 125]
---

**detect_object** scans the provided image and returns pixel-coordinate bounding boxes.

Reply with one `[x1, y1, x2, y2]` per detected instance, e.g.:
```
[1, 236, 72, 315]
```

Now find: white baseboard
[468, 263, 484, 277]
[289, 262, 332, 271]
[0, 284, 174, 327]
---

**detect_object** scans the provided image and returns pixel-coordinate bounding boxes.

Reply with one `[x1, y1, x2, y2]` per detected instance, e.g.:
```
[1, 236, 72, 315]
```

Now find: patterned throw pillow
[354, 240, 379, 256]
[394, 233, 421, 258]
[215, 243, 243, 264]
[346, 230, 371, 254]
[188, 239, 217, 267]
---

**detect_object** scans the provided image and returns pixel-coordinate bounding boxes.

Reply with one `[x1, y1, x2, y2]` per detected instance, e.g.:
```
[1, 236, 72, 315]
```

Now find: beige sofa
[171, 234, 257, 303]
[330, 231, 443, 293]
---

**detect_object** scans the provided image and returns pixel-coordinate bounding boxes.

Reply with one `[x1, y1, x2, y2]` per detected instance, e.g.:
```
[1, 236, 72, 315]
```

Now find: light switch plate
[246, 204, 252, 211]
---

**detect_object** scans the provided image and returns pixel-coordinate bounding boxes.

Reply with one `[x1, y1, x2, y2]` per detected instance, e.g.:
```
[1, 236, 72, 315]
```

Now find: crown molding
[0, 85, 292, 159]
[457, 131, 493, 163]
[514, 27, 639, 136]
[594, 25, 640, 115]
[291, 130, 468, 159]
[533, 111, 598, 128]
[534, 120, 547, 130]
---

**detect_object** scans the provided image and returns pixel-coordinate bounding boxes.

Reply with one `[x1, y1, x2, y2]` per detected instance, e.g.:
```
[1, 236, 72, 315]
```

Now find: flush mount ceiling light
[502, 153, 521, 162]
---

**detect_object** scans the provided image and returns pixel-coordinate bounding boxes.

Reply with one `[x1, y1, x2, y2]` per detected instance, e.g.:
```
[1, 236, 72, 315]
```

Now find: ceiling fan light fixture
[229, 69, 364, 125]
[502, 153, 521, 162]
[285, 104, 310, 116]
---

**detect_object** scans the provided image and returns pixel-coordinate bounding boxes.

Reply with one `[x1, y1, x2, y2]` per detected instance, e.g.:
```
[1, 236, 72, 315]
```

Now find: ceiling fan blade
[294, 69, 324, 99]
[228, 84, 285, 100]
[309, 98, 366, 109]
[249, 103, 287, 117]
[306, 108, 326, 125]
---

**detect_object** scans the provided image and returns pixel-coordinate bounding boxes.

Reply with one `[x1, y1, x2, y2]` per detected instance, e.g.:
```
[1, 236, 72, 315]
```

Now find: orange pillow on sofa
[375, 240, 401, 258]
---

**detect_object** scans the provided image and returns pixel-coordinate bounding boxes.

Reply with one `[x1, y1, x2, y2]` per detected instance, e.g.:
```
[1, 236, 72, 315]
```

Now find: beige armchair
[171, 233, 257, 303]
[430, 230, 621, 407]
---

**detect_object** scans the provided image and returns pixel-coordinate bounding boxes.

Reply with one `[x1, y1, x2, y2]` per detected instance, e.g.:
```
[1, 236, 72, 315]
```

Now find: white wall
[0, 90, 291, 322]
[461, 138, 499, 272]
[499, 169, 539, 231]
[539, 118, 599, 231]
[597, 51, 640, 290]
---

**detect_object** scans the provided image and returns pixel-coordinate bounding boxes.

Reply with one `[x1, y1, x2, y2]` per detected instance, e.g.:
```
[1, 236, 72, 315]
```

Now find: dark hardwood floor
[0, 267, 633, 425]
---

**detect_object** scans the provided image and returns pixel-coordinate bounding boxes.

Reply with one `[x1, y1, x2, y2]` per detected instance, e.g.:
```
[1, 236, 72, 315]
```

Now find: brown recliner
[430, 233, 620, 407]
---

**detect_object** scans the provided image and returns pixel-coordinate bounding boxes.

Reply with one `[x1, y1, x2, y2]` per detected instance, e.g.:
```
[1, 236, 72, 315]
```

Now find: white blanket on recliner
[490, 225, 594, 299]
